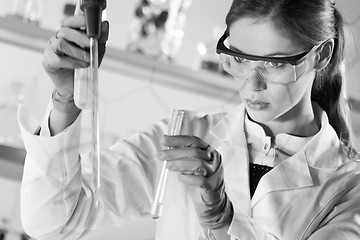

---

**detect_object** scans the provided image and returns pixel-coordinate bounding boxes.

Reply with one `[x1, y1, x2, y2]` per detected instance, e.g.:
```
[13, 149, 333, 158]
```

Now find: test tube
[151, 110, 184, 219]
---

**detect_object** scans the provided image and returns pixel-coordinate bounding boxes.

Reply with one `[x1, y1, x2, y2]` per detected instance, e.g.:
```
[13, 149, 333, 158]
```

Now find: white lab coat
[18, 102, 360, 240]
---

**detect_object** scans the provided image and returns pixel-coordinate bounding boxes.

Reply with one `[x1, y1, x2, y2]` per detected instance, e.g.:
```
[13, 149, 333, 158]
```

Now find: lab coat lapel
[250, 104, 344, 207]
[210, 104, 252, 215]
[221, 139, 252, 215]
[251, 151, 313, 207]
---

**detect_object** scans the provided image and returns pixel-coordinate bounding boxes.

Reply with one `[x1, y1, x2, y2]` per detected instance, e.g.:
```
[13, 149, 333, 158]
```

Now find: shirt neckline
[244, 113, 314, 166]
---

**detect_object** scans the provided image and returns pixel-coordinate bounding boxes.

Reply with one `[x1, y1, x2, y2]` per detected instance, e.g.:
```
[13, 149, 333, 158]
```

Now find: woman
[18, 0, 360, 239]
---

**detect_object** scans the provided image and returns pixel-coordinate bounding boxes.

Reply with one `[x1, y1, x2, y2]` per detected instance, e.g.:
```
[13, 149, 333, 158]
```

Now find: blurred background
[0, 0, 359, 239]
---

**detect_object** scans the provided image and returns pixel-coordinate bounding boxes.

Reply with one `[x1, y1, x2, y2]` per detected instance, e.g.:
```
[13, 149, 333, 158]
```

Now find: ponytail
[311, 8, 358, 159]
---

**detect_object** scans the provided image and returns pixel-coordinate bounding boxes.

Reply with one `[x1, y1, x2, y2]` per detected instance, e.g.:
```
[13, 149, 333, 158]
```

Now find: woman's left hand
[157, 135, 233, 229]
[158, 135, 220, 183]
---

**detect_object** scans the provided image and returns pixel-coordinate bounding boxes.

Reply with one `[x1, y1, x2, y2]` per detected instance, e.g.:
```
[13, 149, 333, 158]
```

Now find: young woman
[18, 0, 360, 239]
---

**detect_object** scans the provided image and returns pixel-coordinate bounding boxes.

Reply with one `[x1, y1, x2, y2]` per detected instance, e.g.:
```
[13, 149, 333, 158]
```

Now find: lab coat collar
[302, 103, 343, 169]
[209, 103, 342, 208]
[210, 104, 246, 144]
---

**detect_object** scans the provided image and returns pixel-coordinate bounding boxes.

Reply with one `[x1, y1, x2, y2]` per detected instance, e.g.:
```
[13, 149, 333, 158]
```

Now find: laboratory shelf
[0, 16, 237, 101]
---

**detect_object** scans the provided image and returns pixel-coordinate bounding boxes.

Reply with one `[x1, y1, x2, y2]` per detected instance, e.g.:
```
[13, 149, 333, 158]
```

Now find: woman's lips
[245, 98, 269, 111]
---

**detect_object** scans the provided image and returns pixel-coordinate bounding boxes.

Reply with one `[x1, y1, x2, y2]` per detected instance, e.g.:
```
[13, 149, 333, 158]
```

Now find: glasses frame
[216, 31, 313, 66]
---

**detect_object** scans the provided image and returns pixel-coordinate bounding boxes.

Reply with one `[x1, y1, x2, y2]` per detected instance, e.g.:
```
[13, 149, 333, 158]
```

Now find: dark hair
[225, 0, 358, 159]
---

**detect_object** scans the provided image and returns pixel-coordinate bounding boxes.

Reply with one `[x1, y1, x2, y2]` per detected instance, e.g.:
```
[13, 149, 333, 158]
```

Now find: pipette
[151, 110, 185, 219]
[78, 0, 106, 206]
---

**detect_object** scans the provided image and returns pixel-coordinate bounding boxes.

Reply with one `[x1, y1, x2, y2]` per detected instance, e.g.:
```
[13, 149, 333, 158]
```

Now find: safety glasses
[216, 31, 316, 84]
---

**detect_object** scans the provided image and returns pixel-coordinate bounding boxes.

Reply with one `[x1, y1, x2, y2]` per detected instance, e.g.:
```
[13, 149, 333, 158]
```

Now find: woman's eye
[266, 61, 285, 68]
[233, 56, 247, 63]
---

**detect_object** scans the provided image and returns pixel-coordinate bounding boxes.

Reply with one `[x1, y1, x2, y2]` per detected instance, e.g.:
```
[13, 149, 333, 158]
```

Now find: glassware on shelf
[127, 0, 192, 62]
[23, 0, 46, 24]
[4, 0, 46, 25]
[4, 0, 27, 19]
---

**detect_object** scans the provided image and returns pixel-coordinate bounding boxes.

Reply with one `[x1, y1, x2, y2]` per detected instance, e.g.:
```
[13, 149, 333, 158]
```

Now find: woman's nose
[246, 68, 267, 91]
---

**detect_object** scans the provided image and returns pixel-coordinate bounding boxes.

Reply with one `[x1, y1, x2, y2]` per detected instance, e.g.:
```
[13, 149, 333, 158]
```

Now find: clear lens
[226, 56, 307, 84]
[220, 37, 308, 84]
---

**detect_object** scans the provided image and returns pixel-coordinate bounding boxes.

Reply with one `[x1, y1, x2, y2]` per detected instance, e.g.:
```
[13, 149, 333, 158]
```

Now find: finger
[178, 174, 212, 189]
[163, 135, 208, 149]
[178, 165, 224, 192]
[207, 145, 222, 170]
[50, 36, 90, 62]
[161, 147, 222, 177]
[164, 153, 219, 178]
[43, 47, 89, 72]
[166, 158, 210, 175]
[158, 147, 209, 162]
[62, 15, 86, 29]
[57, 27, 90, 48]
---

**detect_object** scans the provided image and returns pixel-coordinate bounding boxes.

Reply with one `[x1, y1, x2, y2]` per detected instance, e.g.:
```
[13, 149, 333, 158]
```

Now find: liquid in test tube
[151, 110, 184, 219]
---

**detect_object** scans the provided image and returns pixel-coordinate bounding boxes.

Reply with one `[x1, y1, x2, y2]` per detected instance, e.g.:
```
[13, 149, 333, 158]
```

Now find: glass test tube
[90, 37, 101, 207]
[151, 110, 184, 219]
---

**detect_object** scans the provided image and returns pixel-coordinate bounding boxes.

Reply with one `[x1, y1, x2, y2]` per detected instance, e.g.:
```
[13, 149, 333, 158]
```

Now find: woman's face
[228, 18, 317, 125]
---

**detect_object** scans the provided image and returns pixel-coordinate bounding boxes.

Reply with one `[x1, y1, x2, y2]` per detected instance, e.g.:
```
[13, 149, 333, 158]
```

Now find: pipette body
[79, 0, 106, 206]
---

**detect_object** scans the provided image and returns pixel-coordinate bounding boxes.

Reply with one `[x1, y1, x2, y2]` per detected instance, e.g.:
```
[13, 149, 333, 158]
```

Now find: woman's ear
[219, 54, 232, 74]
[314, 38, 335, 71]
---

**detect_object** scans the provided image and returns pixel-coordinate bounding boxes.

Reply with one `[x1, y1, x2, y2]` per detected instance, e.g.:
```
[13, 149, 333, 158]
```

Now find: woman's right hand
[42, 15, 109, 97]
